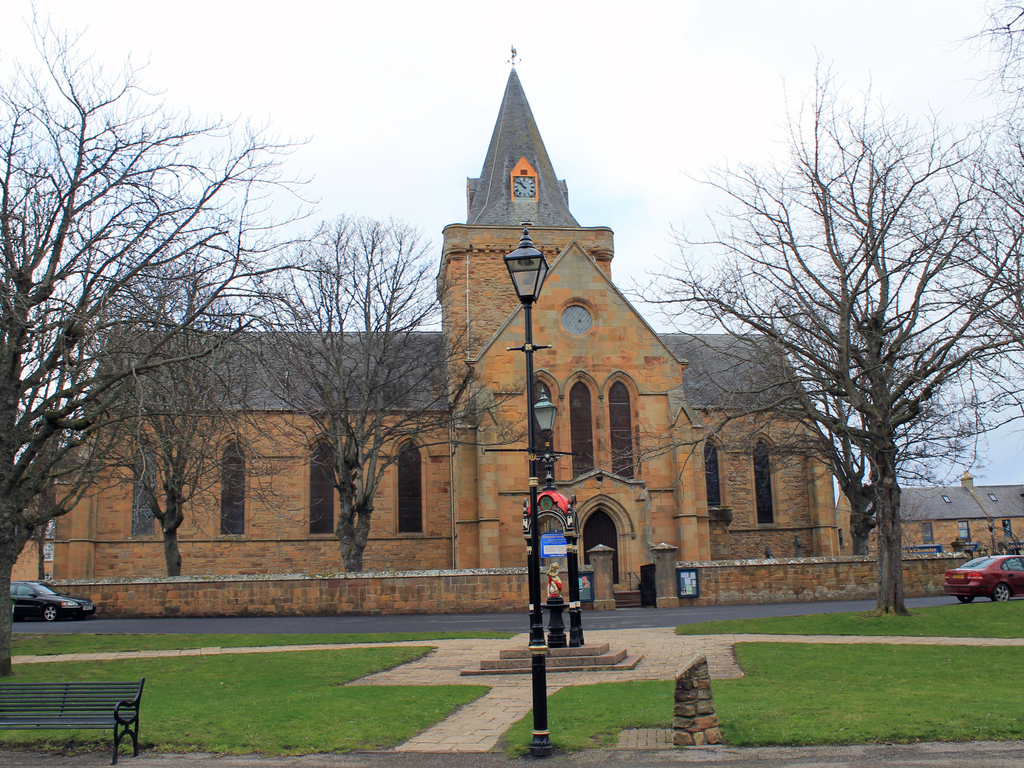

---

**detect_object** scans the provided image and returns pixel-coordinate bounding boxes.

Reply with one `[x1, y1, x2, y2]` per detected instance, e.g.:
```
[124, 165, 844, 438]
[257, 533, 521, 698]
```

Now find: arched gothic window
[704, 442, 721, 508]
[753, 442, 774, 524]
[397, 443, 423, 533]
[569, 382, 594, 476]
[309, 441, 334, 534]
[220, 442, 245, 535]
[131, 452, 156, 536]
[608, 382, 634, 478]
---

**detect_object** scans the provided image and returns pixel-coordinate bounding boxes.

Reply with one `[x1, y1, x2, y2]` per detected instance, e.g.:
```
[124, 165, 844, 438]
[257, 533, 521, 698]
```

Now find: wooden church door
[583, 509, 619, 583]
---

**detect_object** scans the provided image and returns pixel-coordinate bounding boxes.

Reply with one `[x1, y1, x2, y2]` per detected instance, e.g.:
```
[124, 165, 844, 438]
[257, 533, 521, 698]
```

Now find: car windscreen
[960, 557, 996, 569]
[33, 584, 67, 596]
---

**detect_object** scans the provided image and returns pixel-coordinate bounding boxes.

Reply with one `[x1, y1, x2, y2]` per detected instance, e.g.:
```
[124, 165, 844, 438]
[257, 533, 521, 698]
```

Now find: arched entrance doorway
[583, 509, 619, 583]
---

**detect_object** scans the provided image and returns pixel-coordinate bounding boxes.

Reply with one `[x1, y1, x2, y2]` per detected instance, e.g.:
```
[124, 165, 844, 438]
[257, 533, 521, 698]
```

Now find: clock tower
[439, 69, 614, 357]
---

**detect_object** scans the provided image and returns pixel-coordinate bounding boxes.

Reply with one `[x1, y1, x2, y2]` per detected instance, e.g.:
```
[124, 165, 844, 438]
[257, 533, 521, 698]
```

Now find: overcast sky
[3, 0, 1020, 485]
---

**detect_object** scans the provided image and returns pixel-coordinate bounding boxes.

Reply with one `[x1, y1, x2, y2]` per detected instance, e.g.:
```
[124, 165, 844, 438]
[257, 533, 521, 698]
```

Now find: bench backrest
[0, 680, 144, 717]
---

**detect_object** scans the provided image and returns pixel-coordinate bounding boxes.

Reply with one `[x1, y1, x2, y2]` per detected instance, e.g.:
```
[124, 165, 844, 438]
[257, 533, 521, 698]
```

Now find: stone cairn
[673, 653, 723, 746]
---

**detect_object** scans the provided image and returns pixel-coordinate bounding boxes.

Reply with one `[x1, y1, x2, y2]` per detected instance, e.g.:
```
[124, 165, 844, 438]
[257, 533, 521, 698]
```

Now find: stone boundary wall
[50, 554, 964, 618]
[674, 553, 966, 605]
[54, 569, 531, 618]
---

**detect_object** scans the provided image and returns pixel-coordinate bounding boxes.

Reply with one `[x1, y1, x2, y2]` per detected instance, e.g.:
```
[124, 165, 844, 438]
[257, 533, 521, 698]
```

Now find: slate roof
[660, 333, 795, 410]
[234, 331, 780, 415]
[467, 69, 579, 228]
[234, 332, 447, 412]
[901, 484, 1024, 521]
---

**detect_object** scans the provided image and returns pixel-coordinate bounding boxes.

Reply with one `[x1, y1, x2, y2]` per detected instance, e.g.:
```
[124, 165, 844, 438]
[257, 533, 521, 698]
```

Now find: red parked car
[943, 555, 1024, 603]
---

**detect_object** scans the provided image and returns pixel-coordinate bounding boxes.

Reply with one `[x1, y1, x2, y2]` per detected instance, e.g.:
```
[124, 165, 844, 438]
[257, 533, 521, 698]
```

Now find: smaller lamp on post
[535, 391, 557, 488]
[534, 392, 557, 432]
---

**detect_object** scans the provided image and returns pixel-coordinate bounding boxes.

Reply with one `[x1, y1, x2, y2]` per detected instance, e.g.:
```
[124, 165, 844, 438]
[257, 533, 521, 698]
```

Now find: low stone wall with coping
[48, 554, 964, 618]
[52, 569, 531, 618]
[673, 553, 966, 606]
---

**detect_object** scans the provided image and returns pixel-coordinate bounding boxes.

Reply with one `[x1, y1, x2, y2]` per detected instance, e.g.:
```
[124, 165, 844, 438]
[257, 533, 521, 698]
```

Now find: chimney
[960, 470, 974, 489]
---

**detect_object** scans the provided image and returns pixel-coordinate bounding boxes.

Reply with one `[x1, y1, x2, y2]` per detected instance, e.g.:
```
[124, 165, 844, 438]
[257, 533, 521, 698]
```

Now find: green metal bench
[0, 679, 144, 764]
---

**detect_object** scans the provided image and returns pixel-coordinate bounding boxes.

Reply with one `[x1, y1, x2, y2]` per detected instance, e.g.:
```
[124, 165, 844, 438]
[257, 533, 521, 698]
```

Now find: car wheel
[956, 595, 975, 603]
[992, 583, 1012, 602]
[42, 605, 58, 621]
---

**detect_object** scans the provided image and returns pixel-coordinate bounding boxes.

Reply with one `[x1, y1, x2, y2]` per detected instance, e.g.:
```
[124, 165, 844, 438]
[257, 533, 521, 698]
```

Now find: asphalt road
[13, 595, 954, 634]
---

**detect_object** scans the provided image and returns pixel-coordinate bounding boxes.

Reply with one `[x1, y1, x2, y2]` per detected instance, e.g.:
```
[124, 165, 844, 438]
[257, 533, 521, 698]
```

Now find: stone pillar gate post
[587, 544, 616, 611]
[650, 542, 679, 608]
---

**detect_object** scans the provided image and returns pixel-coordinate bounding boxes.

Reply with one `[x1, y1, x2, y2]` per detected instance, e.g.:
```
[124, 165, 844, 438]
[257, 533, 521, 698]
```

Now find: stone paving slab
[357, 628, 743, 753]
[617, 728, 673, 750]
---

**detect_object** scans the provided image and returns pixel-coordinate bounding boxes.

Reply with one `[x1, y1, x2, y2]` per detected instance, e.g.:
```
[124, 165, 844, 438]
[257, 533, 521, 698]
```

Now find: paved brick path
[15, 630, 1024, 754]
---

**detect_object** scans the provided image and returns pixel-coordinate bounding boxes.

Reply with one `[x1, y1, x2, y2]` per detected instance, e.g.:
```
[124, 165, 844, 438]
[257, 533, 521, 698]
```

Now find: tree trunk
[337, 501, 373, 573]
[841, 482, 876, 556]
[872, 455, 908, 616]
[35, 533, 45, 580]
[850, 501, 876, 556]
[0, 566, 12, 678]
[160, 490, 185, 577]
[0, 498, 28, 677]
[163, 528, 182, 577]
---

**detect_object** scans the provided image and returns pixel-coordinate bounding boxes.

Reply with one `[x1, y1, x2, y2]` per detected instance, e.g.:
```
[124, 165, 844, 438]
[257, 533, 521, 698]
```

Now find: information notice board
[677, 568, 700, 598]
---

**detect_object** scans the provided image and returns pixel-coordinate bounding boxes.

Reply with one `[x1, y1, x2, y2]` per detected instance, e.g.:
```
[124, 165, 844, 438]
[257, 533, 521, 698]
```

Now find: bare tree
[666, 334, 889, 556]
[0, 25, 295, 674]
[655, 75, 1019, 615]
[977, 2, 1024, 108]
[266, 217, 473, 573]
[117, 331, 252, 576]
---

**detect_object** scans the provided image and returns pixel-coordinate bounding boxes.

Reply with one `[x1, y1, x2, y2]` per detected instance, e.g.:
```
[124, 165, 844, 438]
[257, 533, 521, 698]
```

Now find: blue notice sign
[540, 531, 568, 558]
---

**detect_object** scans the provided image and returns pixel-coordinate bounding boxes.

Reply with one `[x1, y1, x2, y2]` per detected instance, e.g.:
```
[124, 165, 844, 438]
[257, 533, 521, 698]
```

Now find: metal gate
[639, 563, 657, 607]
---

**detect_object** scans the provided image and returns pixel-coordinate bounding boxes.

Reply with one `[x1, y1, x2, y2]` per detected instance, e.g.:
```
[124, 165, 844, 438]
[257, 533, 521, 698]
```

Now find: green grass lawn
[676, 599, 1024, 637]
[716, 643, 1024, 745]
[0, 649, 488, 755]
[12, 630, 513, 657]
[503, 642, 1024, 753]
[502, 680, 673, 756]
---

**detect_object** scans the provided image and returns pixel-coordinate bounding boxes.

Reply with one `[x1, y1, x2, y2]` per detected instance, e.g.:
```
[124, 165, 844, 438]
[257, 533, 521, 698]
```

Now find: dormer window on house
[510, 157, 538, 200]
[989, 493, 998, 501]
[942, 495, 951, 503]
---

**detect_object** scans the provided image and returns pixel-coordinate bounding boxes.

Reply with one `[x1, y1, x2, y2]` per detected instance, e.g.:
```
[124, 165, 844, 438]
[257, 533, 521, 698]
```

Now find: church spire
[466, 69, 579, 227]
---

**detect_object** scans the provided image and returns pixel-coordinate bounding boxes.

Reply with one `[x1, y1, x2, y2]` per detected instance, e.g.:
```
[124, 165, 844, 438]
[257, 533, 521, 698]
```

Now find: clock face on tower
[513, 175, 536, 198]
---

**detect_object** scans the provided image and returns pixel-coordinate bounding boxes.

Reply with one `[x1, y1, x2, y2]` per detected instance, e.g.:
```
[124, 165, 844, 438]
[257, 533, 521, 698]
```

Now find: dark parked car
[10, 582, 96, 621]
[943, 555, 1024, 603]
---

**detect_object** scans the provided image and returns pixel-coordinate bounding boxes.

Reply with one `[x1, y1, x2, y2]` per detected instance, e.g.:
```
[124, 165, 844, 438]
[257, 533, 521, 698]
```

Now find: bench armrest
[113, 700, 138, 726]
[113, 679, 145, 726]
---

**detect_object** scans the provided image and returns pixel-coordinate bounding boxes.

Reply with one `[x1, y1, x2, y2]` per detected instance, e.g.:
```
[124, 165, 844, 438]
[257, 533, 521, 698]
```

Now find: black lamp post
[505, 227, 553, 758]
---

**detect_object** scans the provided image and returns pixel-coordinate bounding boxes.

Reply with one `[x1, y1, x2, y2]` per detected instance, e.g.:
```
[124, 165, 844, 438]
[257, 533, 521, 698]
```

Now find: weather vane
[509, 45, 518, 67]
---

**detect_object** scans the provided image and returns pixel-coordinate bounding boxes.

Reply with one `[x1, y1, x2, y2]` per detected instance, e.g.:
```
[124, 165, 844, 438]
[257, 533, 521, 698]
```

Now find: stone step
[498, 643, 611, 660]
[460, 653, 644, 676]
[615, 590, 642, 608]
[480, 648, 626, 671]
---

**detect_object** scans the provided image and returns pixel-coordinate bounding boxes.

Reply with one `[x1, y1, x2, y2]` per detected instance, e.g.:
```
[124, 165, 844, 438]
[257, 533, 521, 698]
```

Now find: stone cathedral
[50, 70, 840, 585]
